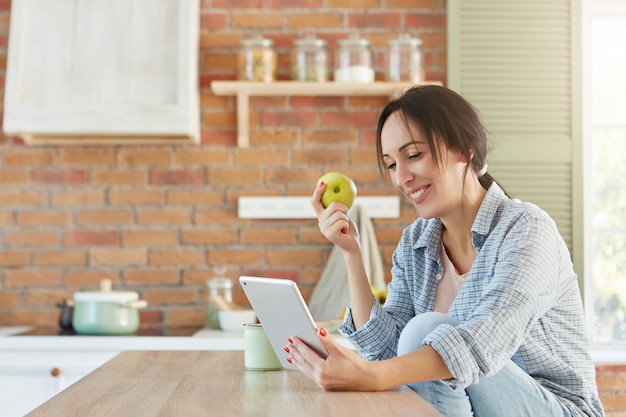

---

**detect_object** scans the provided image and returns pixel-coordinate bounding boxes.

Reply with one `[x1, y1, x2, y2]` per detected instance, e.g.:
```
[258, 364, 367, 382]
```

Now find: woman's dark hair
[375, 85, 502, 193]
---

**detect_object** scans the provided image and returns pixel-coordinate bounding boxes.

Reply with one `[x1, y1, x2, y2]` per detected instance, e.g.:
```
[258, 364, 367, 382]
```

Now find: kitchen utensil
[72, 279, 148, 335]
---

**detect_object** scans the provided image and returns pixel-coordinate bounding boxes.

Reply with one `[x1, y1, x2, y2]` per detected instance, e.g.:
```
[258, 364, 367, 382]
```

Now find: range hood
[3, 0, 200, 145]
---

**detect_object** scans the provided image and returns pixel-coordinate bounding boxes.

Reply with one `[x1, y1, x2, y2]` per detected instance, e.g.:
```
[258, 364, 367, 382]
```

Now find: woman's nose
[393, 162, 413, 186]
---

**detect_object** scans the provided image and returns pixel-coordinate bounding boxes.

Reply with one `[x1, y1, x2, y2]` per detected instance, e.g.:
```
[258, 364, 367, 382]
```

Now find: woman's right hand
[311, 181, 360, 253]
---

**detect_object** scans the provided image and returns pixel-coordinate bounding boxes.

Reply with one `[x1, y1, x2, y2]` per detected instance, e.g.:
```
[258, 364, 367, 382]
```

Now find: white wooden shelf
[210, 81, 442, 147]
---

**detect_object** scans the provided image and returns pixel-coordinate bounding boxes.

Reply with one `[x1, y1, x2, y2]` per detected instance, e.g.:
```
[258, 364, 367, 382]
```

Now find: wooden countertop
[26, 350, 442, 417]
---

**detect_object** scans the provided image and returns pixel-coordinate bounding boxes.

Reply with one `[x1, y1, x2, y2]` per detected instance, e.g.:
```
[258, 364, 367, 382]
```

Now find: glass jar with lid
[206, 273, 234, 329]
[386, 34, 424, 83]
[238, 35, 277, 82]
[333, 35, 375, 83]
[291, 35, 328, 82]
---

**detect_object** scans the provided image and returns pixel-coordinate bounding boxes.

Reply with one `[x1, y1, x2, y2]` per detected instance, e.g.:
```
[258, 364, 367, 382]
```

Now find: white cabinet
[0, 351, 117, 417]
[3, 0, 200, 145]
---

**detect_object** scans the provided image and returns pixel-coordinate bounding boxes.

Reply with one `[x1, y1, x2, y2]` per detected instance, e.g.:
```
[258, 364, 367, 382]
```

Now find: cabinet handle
[51, 367, 61, 377]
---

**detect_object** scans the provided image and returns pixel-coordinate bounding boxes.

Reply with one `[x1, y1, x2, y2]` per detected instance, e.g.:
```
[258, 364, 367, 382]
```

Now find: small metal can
[238, 36, 277, 82]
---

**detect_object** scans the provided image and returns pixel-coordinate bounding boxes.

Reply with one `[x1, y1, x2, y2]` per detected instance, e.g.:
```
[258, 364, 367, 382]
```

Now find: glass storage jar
[206, 275, 234, 329]
[238, 36, 277, 82]
[333, 35, 374, 83]
[291, 35, 328, 82]
[386, 34, 424, 83]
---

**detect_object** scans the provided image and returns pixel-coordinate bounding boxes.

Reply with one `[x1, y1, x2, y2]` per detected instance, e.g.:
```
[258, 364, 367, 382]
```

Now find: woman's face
[380, 111, 468, 220]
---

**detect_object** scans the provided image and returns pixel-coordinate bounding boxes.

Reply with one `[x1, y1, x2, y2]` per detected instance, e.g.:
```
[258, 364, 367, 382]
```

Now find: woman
[285, 85, 605, 417]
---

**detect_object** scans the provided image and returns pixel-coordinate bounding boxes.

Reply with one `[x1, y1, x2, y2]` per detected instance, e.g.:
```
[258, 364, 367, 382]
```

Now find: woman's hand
[285, 328, 381, 391]
[311, 181, 360, 253]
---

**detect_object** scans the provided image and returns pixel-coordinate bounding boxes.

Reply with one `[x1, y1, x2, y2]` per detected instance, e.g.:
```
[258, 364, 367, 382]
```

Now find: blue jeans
[397, 312, 572, 417]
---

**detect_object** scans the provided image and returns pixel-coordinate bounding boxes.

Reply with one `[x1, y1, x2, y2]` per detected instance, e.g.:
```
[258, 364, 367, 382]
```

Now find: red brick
[304, 130, 359, 146]
[91, 170, 146, 186]
[232, 13, 285, 29]
[109, 189, 164, 205]
[386, 0, 439, 7]
[202, 110, 237, 128]
[59, 149, 115, 165]
[124, 269, 181, 286]
[267, 248, 321, 266]
[348, 13, 401, 28]
[289, 13, 343, 28]
[150, 169, 205, 185]
[4, 270, 63, 287]
[167, 189, 223, 206]
[262, 110, 318, 128]
[2, 150, 54, 166]
[0, 251, 29, 267]
[234, 148, 289, 165]
[91, 248, 147, 266]
[0, 171, 29, 185]
[208, 168, 263, 186]
[32, 250, 87, 266]
[208, 248, 264, 266]
[117, 150, 172, 167]
[11, 310, 59, 327]
[200, 12, 227, 31]
[320, 110, 378, 127]
[24, 288, 74, 307]
[200, 130, 238, 146]
[195, 208, 243, 225]
[241, 228, 296, 244]
[249, 130, 300, 147]
[76, 210, 133, 226]
[176, 149, 232, 166]
[293, 148, 349, 166]
[123, 230, 179, 246]
[199, 33, 241, 49]
[5, 230, 60, 246]
[0, 211, 13, 226]
[405, 12, 447, 29]
[268, 0, 322, 7]
[328, 0, 379, 7]
[136, 209, 192, 226]
[266, 167, 320, 186]
[0, 190, 46, 206]
[50, 190, 105, 206]
[182, 229, 238, 245]
[18, 210, 72, 227]
[64, 230, 120, 246]
[32, 169, 88, 185]
[149, 249, 205, 266]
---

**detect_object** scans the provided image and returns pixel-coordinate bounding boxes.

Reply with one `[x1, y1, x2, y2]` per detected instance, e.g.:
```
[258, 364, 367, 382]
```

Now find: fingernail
[320, 327, 327, 337]
[288, 337, 293, 344]
[286, 357, 292, 364]
[319, 181, 325, 188]
[283, 346, 290, 353]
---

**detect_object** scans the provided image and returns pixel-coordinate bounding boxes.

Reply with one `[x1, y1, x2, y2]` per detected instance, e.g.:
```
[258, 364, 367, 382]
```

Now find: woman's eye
[408, 153, 422, 160]
[385, 162, 396, 170]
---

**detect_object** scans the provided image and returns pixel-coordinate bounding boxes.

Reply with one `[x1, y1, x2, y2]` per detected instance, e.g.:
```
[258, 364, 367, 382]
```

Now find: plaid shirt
[339, 183, 604, 417]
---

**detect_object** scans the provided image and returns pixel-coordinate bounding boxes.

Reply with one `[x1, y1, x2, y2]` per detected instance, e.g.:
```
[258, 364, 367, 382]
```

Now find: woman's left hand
[285, 327, 380, 391]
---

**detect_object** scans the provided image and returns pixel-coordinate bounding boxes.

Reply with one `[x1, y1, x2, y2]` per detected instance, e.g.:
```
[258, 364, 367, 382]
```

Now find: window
[583, 0, 626, 345]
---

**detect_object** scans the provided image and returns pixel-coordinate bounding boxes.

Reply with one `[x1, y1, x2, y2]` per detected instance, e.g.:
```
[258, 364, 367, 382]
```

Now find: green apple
[318, 172, 357, 209]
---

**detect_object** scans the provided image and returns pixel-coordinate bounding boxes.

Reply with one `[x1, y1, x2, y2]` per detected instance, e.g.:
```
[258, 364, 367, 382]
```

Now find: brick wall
[0, 0, 447, 329]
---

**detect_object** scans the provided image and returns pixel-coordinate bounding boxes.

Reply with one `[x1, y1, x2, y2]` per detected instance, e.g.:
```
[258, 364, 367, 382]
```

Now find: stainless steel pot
[72, 280, 148, 335]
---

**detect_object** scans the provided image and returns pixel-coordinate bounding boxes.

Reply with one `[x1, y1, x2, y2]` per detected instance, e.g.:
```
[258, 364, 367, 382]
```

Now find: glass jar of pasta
[291, 35, 328, 82]
[238, 36, 277, 82]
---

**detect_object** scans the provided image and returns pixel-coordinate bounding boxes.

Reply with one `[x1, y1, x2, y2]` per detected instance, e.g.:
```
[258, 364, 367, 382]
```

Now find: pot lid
[73, 279, 139, 303]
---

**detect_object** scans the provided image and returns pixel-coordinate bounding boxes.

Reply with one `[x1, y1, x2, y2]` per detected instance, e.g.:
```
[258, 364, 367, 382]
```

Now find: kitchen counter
[26, 350, 442, 417]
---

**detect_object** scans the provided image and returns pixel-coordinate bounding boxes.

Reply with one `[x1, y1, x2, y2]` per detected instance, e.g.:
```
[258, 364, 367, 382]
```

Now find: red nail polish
[283, 346, 290, 353]
[286, 357, 292, 364]
[319, 181, 325, 188]
[320, 327, 327, 337]
[288, 337, 293, 344]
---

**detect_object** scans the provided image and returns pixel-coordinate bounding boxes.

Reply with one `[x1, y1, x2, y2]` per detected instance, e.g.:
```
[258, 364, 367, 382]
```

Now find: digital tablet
[239, 276, 328, 370]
